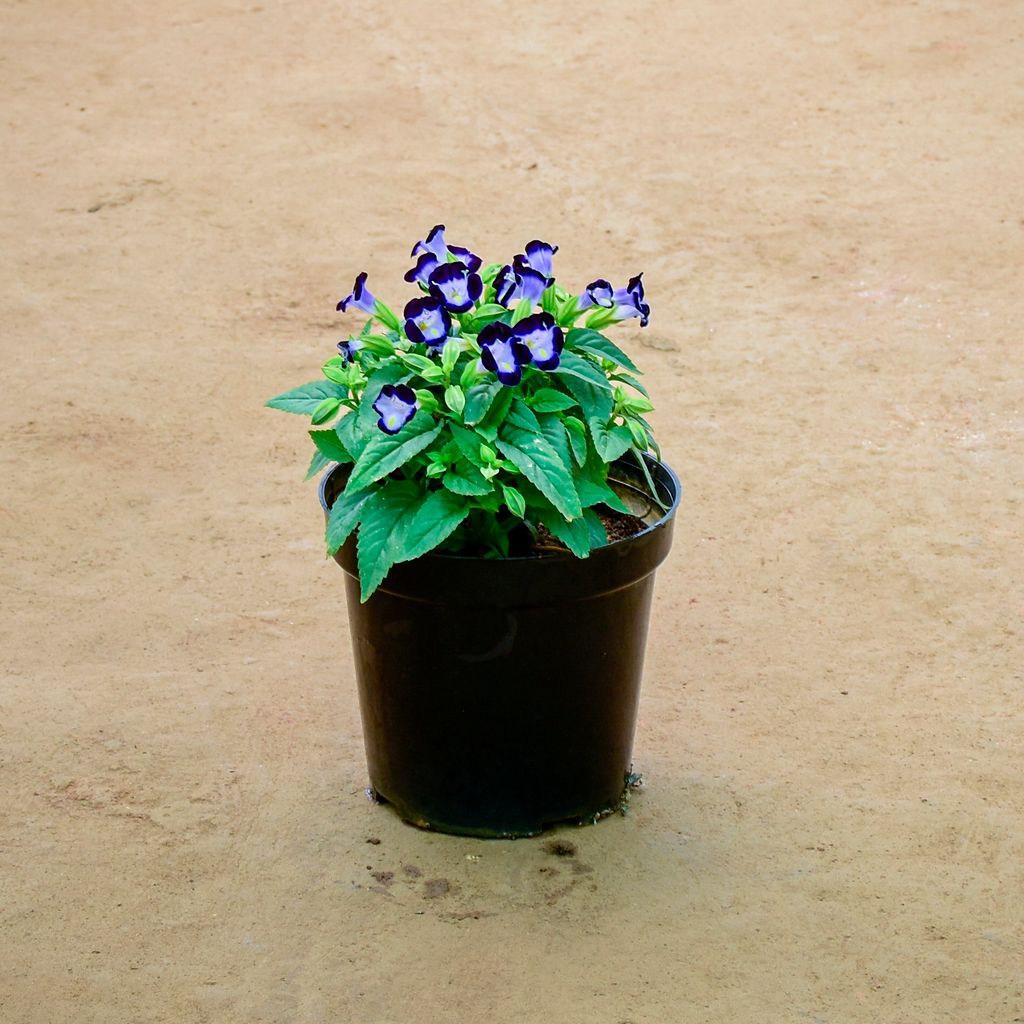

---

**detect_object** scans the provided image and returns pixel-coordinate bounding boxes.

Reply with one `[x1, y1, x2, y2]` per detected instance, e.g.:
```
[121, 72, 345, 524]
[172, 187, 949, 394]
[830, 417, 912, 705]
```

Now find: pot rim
[318, 452, 682, 564]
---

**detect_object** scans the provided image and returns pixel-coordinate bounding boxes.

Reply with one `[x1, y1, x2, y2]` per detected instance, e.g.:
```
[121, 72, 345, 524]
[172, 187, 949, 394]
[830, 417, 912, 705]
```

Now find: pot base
[367, 771, 643, 839]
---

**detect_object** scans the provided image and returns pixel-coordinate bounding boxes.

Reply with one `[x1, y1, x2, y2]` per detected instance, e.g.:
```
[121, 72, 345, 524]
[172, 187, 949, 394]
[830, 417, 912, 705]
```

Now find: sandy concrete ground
[2, 1, 1022, 1021]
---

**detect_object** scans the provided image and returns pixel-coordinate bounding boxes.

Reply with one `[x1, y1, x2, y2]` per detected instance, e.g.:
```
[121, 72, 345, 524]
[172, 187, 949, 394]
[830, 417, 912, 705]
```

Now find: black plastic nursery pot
[319, 454, 681, 838]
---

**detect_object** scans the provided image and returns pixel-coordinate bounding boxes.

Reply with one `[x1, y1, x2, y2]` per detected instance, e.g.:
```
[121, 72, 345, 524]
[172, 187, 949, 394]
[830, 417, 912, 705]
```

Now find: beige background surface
[2, 1, 1022, 1021]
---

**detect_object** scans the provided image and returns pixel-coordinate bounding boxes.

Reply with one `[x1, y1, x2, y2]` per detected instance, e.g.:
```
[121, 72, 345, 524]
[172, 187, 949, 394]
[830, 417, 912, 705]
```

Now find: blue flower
[512, 312, 563, 371]
[409, 226, 482, 277]
[411, 224, 448, 262]
[612, 273, 650, 326]
[577, 278, 615, 310]
[403, 296, 451, 347]
[336, 272, 376, 315]
[428, 261, 483, 314]
[447, 245, 482, 273]
[493, 261, 551, 308]
[372, 384, 418, 435]
[336, 337, 363, 363]
[522, 239, 558, 278]
[404, 252, 440, 286]
[478, 322, 532, 386]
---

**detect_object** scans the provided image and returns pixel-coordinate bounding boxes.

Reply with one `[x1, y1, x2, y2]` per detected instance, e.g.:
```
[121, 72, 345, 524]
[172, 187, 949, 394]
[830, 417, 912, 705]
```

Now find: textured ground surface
[2, 1, 1022, 1021]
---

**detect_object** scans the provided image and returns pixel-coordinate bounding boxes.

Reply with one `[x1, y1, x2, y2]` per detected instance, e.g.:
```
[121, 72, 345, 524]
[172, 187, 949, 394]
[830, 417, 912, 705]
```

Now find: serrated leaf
[551, 350, 613, 391]
[576, 476, 630, 514]
[305, 448, 331, 480]
[564, 416, 588, 467]
[356, 481, 422, 600]
[449, 423, 486, 466]
[463, 380, 503, 425]
[536, 507, 592, 558]
[443, 459, 493, 496]
[346, 413, 444, 493]
[529, 388, 577, 413]
[584, 508, 609, 548]
[507, 398, 541, 433]
[496, 426, 581, 521]
[536, 413, 573, 473]
[335, 412, 359, 458]
[591, 420, 633, 462]
[611, 371, 650, 398]
[397, 490, 470, 563]
[479, 386, 514, 433]
[567, 328, 640, 373]
[309, 427, 353, 464]
[325, 485, 374, 556]
[266, 380, 346, 415]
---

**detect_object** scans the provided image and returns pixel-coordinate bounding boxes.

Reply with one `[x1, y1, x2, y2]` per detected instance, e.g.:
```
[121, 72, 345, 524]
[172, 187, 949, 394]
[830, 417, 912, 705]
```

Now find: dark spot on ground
[543, 839, 577, 858]
[423, 878, 451, 899]
[371, 870, 394, 886]
[365, 836, 381, 845]
[402, 863, 422, 878]
[571, 861, 594, 875]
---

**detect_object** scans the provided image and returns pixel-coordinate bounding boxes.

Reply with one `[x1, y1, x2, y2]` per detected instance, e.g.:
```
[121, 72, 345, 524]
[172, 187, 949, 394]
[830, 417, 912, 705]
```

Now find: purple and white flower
[372, 384, 418, 435]
[403, 296, 451, 347]
[404, 252, 440, 286]
[522, 239, 558, 278]
[336, 272, 376, 315]
[428, 261, 483, 314]
[478, 322, 532, 386]
[577, 278, 615, 310]
[512, 312, 563, 371]
[409, 225, 483, 280]
[336, 337, 363, 363]
[493, 260, 551, 308]
[611, 274, 650, 326]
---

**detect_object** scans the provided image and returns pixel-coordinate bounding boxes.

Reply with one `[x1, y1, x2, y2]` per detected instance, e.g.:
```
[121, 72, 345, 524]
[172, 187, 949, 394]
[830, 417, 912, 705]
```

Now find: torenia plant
[268, 226, 661, 600]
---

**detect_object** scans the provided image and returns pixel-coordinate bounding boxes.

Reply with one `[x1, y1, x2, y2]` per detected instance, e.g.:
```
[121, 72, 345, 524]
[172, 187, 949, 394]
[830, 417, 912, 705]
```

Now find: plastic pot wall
[320, 454, 680, 838]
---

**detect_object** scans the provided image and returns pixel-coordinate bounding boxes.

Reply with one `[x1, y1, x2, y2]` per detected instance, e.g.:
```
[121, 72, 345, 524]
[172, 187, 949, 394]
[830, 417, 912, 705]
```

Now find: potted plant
[268, 226, 681, 838]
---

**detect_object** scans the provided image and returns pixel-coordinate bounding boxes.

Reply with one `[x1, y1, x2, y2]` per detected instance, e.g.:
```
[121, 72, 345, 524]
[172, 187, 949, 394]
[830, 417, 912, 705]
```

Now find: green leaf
[478, 386, 514, 434]
[626, 417, 650, 450]
[536, 508, 592, 558]
[632, 448, 669, 511]
[502, 484, 527, 518]
[567, 328, 640, 373]
[463, 380, 503, 425]
[496, 426, 581, 521]
[449, 423, 486, 466]
[541, 285, 559, 315]
[441, 339, 461, 375]
[309, 427, 353, 464]
[397, 490, 470, 563]
[591, 420, 633, 462]
[536, 413, 573, 473]
[321, 356, 351, 385]
[346, 412, 444, 493]
[576, 476, 630, 514]
[462, 302, 507, 332]
[564, 416, 588, 467]
[584, 508, 609, 549]
[267, 380, 347, 415]
[611, 371, 650, 398]
[528, 388, 577, 413]
[326, 485, 374, 556]
[551, 351, 613, 392]
[507, 398, 541, 433]
[443, 460, 493, 496]
[444, 385, 466, 416]
[510, 297, 534, 326]
[305, 448, 331, 480]
[311, 396, 342, 425]
[335, 412, 360, 458]
[356, 481, 422, 600]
